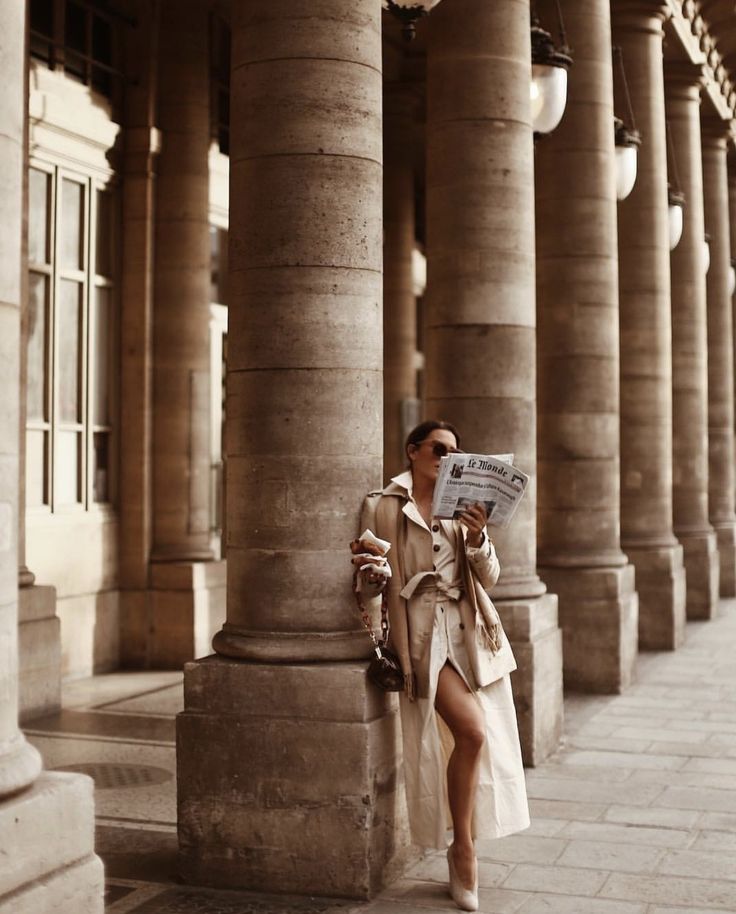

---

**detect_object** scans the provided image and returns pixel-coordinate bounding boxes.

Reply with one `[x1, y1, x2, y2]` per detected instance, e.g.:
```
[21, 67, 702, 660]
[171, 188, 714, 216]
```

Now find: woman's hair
[405, 419, 460, 461]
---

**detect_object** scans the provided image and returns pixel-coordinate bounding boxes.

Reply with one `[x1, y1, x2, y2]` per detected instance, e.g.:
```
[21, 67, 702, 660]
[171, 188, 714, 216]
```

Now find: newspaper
[430, 452, 529, 527]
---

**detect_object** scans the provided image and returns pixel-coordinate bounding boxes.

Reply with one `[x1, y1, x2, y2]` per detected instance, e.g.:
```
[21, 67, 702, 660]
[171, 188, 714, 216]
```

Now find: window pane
[55, 431, 80, 504]
[65, 1, 86, 52]
[58, 280, 81, 423]
[29, 169, 50, 264]
[61, 179, 85, 269]
[93, 286, 110, 425]
[31, 0, 53, 37]
[91, 66, 112, 97]
[93, 431, 109, 502]
[27, 273, 48, 421]
[26, 429, 48, 507]
[92, 16, 112, 65]
[95, 190, 112, 277]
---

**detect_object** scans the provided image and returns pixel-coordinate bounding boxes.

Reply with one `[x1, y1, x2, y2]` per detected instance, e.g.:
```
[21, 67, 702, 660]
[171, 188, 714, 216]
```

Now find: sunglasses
[422, 440, 463, 458]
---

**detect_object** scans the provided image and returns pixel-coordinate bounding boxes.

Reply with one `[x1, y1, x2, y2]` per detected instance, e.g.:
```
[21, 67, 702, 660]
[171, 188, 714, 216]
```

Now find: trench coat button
[432, 524, 439, 532]
[433, 544, 440, 552]
[432, 564, 436, 571]
[459, 623, 465, 630]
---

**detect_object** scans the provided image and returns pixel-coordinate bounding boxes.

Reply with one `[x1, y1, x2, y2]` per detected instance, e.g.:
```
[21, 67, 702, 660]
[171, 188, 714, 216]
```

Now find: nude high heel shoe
[447, 846, 479, 912]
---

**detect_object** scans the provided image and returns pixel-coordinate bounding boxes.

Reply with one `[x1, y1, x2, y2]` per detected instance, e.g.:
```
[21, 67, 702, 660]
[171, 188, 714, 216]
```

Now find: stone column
[17, 0, 59, 720]
[425, 0, 563, 764]
[0, 1, 103, 908]
[612, 0, 686, 650]
[535, 0, 638, 692]
[118, 0, 158, 665]
[665, 62, 720, 618]
[383, 85, 418, 479]
[702, 117, 736, 596]
[150, 0, 226, 665]
[177, 1, 410, 897]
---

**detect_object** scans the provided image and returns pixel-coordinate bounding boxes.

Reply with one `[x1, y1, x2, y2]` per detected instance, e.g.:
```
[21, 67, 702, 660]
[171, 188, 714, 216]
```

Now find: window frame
[27, 155, 119, 518]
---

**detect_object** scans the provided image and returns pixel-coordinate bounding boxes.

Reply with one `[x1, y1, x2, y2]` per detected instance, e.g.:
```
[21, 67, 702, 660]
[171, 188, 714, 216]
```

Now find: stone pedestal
[425, 0, 563, 761]
[535, 0, 638, 692]
[178, 659, 412, 897]
[18, 585, 59, 722]
[665, 62, 720, 620]
[702, 120, 736, 596]
[613, 2, 686, 649]
[177, 1, 407, 897]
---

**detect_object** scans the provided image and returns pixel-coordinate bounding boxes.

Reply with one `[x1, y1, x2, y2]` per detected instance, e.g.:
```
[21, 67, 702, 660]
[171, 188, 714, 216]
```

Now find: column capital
[701, 115, 731, 144]
[664, 59, 706, 93]
[611, 0, 670, 34]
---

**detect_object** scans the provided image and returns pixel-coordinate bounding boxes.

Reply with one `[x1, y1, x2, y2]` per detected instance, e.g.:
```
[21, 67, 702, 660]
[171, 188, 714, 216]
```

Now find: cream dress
[395, 489, 530, 849]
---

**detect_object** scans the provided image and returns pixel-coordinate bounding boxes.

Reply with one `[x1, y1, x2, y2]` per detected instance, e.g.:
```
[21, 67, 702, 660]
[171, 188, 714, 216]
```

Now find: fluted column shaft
[665, 64, 720, 618]
[383, 86, 417, 479]
[612, 1, 686, 649]
[0, 0, 42, 800]
[425, 0, 563, 764]
[212, 0, 383, 662]
[152, 0, 213, 561]
[702, 121, 736, 596]
[536, 0, 637, 691]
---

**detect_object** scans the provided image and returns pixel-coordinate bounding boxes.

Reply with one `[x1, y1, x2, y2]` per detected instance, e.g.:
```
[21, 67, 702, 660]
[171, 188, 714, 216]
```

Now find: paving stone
[554, 839, 663, 874]
[557, 821, 691, 849]
[647, 908, 726, 914]
[598, 872, 736, 908]
[696, 811, 736, 830]
[655, 786, 736, 814]
[528, 799, 608, 822]
[611, 727, 708, 744]
[565, 735, 653, 753]
[681, 757, 736, 775]
[475, 835, 567, 866]
[524, 818, 570, 838]
[656, 849, 736, 882]
[501, 864, 609, 896]
[525, 777, 663, 807]
[625, 769, 736, 791]
[603, 805, 700, 829]
[525, 762, 631, 783]
[643, 741, 727, 759]
[559, 750, 685, 771]
[516, 895, 645, 914]
[690, 830, 736, 852]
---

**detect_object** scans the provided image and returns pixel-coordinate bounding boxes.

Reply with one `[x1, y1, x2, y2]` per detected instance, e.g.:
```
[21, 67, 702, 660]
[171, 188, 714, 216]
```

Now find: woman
[352, 420, 529, 911]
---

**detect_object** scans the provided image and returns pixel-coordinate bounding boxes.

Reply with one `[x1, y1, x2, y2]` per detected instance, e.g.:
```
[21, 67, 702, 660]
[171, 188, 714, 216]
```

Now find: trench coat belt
[399, 571, 463, 602]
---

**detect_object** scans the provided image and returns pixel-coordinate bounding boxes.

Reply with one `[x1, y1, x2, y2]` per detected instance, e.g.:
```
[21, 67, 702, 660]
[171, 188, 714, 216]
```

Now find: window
[30, 0, 124, 105]
[27, 162, 117, 511]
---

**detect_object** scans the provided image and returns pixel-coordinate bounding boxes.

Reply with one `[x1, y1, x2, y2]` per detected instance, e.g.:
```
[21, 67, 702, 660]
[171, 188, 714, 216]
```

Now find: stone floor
[22, 599, 736, 913]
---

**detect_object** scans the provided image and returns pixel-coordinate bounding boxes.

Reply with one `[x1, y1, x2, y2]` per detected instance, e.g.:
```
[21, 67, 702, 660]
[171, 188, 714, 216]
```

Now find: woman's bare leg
[435, 662, 485, 888]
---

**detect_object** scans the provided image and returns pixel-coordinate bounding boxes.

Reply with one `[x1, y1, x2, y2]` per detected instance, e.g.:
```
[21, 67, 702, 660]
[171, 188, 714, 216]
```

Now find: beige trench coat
[359, 472, 530, 848]
[360, 472, 517, 698]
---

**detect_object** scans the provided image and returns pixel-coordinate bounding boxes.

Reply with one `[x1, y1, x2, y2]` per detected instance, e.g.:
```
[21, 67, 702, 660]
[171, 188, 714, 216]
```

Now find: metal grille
[53, 762, 173, 789]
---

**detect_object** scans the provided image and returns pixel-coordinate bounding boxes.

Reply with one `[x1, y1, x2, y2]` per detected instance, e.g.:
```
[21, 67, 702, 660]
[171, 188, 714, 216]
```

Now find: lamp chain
[613, 45, 637, 133]
[554, 0, 569, 51]
[666, 120, 682, 195]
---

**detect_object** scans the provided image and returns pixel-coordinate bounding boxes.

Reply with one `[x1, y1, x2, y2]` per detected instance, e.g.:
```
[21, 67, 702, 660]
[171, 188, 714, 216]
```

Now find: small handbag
[354, 574, 404, 692]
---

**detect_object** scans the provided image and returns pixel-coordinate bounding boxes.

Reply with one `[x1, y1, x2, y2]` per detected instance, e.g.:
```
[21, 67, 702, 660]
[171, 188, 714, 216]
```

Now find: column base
[18, 585, 60, 723]
[537, 565, 638, 694]
[495, 593, 563, 766]
[121, 560, 226, 668]
[713, 521, 736, 597]
[624, 542, 686, 651]
[177, 656, 414, 899]
[0, 771, 103, 913]
[677, 528, 719, 620]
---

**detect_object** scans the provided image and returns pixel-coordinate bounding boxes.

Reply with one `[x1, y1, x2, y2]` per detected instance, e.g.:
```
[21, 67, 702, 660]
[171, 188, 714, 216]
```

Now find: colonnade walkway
[23, 600, 736, 913]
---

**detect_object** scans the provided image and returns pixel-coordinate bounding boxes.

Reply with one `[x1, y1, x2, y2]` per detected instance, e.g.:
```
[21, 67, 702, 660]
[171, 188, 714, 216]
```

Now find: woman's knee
[454, 720, 485, 754]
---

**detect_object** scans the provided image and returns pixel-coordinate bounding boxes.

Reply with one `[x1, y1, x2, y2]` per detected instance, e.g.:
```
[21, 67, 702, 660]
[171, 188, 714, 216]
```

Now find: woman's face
[408, 428, 460, 488]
